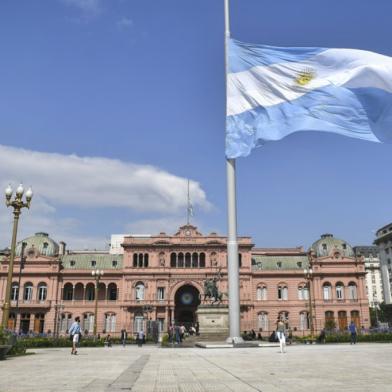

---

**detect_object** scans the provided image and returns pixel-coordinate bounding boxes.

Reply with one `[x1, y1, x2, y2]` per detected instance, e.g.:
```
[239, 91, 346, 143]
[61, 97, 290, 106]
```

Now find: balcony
[9, 300, 51, 308]
[62, 299, 118, 306]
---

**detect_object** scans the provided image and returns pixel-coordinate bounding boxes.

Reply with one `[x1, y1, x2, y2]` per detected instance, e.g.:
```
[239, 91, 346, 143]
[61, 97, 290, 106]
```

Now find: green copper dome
[16, 232, 59, 257]
[310, 234, 354, 258]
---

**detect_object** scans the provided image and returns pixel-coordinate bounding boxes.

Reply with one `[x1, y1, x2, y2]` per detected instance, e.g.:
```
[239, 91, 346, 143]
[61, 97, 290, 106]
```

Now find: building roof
[374, 222, 392, 244]
[16, 232, 59, 257]
[310, 234, 354, 258]
[252, 254, 308, 270]
[61, 253, 123, 270]
[353, 246, 379, 258]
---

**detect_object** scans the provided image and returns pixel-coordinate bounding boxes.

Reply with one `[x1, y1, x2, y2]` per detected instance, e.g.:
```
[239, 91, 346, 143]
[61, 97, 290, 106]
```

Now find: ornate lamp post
[142, 305, 154, 338]
[91, 269, 104, 337]
[1, 184, 33, 329]
[54, 303, 65, 338]
[304, 267, 314, 338]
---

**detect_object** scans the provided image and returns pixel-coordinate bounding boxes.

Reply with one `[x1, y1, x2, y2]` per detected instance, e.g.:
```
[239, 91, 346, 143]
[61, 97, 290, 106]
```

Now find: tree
[324, 319, 336, 331]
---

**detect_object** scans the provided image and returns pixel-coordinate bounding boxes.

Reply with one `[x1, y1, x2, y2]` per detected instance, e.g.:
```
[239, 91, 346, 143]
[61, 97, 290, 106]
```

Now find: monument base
[196, 305, 229, 341]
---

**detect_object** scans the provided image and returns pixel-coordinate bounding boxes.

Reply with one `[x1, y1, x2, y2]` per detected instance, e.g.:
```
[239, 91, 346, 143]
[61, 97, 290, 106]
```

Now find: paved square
[0, 344, 391, 391]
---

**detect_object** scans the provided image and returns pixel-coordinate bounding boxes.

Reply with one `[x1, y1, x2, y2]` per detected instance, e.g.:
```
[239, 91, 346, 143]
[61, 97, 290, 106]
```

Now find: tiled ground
[1, 343, 391, 391]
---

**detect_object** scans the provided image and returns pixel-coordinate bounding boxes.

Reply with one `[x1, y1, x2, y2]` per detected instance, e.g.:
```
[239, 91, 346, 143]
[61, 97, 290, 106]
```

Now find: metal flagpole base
[226, 336, 244, 344]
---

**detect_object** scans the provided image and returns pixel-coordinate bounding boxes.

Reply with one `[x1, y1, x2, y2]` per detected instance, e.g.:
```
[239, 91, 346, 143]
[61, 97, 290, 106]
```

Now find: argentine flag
[226, 39, 392, 158]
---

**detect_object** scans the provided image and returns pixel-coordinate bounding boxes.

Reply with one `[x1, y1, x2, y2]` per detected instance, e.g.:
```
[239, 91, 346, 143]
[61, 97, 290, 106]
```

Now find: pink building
[0, 227, 370, 337]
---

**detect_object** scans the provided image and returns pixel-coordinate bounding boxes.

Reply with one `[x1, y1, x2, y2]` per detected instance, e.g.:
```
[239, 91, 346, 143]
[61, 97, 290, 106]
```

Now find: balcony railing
[9, 300, 51, 308]
[62, 299, 118, 305]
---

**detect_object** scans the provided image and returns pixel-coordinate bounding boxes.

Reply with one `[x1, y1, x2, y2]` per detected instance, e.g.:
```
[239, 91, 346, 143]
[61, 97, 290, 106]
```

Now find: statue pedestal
[196, 305, 229, 341]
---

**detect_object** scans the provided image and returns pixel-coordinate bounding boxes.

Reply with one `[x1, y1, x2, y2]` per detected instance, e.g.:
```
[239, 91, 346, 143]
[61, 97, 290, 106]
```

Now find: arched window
[138, 253, 143, 268]
[258, 312, 269, 331]
[178, 253, 184, 268]
[338, 311, 348, 330]
[170, 253, 177, 268]
[23, 282, 33, 301]
[299, 311, 309, 330]
[112, 260, 118, 268]
[144, 254, 149, 268]
[323, 283, 332, 300]
[60, 313, 73, 333]
[74, 283, 84, 301]
[351, 310, 360, 327]
[108, 283, 117, 301]
[11, 282, 19, 301]
[63, 283, 73, 301]
[238, 253, 242, 267]
[37, 283, 47, 301]
[134, 314, 144, 332]
[325, 311, 335, 330]
[8, 313, 16, 330]
[91, 260, 96, 267]
[85, 283, 95, 301]
[83, 313, 94, 333]
[185, 252, 191, 268]
[105, 313, 116, 333]
[348, 282, 357, 300]
[135, 282, 145, 300]
[298, 284, 309, 300]
[192, 252, 198, 268]
[336, 282, 344, 300]
[133, 254, 138, 267]
[199, 253, 206, 268]
[256, 286, 267, 301]
[278, 284, 288, 300]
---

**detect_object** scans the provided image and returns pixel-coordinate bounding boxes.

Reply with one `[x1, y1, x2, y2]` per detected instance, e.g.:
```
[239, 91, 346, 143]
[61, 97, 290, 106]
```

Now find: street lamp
[1, 183, 33, 329]
[91, 269, 104, 337]
[304, 267, 314, 338]
[372, 295, 379, 327]
[54, 303, 65, 338]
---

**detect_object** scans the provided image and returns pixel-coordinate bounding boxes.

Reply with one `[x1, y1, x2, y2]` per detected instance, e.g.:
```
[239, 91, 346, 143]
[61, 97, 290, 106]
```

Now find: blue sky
[0, 0, 391, 250]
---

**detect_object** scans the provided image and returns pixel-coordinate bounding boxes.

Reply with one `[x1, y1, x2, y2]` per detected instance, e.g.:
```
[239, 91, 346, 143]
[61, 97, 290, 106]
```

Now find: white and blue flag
[226, 39, 392, 158]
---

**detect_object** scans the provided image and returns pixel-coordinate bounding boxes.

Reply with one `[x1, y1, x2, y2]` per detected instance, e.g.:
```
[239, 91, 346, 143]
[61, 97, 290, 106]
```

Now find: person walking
[137, 330, 145, 347]
[276, 318, 286, 353]
[349, 321, 357, 344]
[69, 316, 81, 355]
[175, 324, 181, 344]
[120, 329, 127, 348]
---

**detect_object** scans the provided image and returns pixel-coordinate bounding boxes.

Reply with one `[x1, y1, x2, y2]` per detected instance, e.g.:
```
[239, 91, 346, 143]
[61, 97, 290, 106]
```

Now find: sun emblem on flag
[295, 68, 316, 86]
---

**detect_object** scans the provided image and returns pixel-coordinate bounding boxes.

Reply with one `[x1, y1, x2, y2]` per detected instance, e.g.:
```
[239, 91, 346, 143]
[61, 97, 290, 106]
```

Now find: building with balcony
[374, 222, 392, 304]
[353, 246, 383, 307]
[0, 228, 370, 337]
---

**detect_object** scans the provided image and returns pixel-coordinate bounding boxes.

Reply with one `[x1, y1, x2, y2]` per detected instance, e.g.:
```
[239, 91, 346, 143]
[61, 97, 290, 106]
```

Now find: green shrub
[325, 333, 392, 343]
[8, 340, 26, 356]
[161, 334, 170, 347]
[0, 327, 7, 345]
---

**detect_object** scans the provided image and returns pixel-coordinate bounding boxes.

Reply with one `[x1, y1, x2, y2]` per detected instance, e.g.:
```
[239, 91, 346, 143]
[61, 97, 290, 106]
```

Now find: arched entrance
[175, 284, 200, 328]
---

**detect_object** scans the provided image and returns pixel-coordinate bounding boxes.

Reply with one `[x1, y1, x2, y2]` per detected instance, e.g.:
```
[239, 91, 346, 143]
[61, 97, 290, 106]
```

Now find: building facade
[354, 246, 384, 307]
[0, 227, 370, 337]
[374, 222, 392, 304]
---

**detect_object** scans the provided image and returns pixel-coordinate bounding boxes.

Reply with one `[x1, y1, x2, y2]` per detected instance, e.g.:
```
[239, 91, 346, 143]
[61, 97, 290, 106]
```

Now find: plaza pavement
[0, 343, 391, 392]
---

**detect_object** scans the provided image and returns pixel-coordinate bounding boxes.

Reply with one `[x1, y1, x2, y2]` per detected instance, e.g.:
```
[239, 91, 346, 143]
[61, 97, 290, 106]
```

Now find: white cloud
[0, 145, 211, 249]
[117, 17, 133, 29]
[0, 145, 211, 214]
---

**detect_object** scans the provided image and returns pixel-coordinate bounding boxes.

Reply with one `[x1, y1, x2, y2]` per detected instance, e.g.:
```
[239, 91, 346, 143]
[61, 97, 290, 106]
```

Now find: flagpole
[187, 179, 190, 225]
[224, 0, 243, 344]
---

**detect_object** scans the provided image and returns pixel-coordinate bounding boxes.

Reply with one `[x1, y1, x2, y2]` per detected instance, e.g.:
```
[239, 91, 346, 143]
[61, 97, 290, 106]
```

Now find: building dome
[310, 233, 354, 258]
[16, 232, 59, 257]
